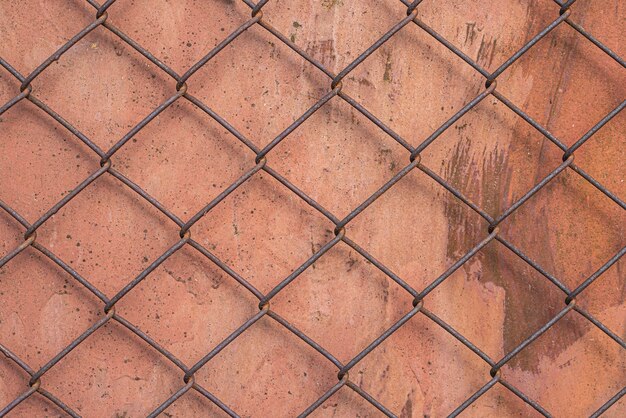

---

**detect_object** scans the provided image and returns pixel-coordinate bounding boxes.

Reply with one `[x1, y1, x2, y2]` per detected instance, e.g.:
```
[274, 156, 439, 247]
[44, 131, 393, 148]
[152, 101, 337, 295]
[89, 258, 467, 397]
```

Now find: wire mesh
[0, 0, 624, 416]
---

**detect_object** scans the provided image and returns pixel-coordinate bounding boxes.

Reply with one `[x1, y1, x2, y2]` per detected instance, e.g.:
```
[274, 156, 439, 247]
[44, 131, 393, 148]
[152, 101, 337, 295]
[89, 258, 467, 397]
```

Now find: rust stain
[442, 138, 591, 372]
[382, 48, 393, 83]
[464, 22, 480, 46]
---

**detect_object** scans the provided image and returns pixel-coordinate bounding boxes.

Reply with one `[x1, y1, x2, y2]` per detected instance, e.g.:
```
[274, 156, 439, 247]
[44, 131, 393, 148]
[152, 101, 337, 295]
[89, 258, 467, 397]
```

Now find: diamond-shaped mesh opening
[348, 168, 489, 286]
[113, 99, 255, 218]
[269, 96, 408, 216]
[40, 321, 184, 417]
[498, 168, 625, 287]
[500, 312, 626, 417]
[271, 241, 414, 362]
[0, 2, 93, 75]
[186, 25, 330, 149]
[106, 0, 252, 74]
[34, 175, 180, 296]
[115, 245, 259, 364]
[194, 316, 338, 417]
[419, 97, 565, 212]
[0, 100, 100, 220]
[351, 312, 494, 416]
[0, 249, 101, 366]
[416, 0, 559, 73]
[192, 172, 332, 293]
[344, 22, 485, 147]
[32, 29, 172, 151]
[427, 241, 572, 364]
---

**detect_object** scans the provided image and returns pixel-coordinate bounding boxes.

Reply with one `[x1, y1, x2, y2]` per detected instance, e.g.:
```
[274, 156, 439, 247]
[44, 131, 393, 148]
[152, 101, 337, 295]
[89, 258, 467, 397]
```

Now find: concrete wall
[0, 0, 624, 417]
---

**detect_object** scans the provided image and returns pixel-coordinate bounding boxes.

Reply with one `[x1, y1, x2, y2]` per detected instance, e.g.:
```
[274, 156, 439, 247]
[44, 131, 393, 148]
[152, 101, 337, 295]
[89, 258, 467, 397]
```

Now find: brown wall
[0, 0, 624, 417]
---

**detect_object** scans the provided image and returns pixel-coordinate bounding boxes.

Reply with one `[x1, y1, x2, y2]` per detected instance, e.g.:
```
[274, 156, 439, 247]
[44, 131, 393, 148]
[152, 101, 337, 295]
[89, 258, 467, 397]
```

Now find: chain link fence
[0, 0, 624, 416]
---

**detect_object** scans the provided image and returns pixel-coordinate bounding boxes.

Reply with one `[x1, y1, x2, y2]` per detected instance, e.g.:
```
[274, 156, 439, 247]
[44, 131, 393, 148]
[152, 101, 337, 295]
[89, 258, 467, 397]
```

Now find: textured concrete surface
[0, 0, 624, 417]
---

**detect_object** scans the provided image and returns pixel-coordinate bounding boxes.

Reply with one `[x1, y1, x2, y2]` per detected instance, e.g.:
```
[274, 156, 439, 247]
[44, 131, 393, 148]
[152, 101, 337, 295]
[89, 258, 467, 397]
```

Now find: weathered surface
[0, 0, 624, 417]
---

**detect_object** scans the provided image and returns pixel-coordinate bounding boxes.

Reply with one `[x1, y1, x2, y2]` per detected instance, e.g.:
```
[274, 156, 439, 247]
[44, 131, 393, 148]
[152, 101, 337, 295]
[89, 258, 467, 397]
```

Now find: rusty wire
[0, 0, 624, 416]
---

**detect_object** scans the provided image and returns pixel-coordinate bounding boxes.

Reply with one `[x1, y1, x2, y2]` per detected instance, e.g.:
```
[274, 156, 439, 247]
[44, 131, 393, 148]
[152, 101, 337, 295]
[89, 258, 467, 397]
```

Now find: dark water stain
[382, 48, 393, 83]
[442, 138, 591, 372]
[399, 392, 413, 418]
[464, 22, 480, 46]
[443, 140, 507, 297]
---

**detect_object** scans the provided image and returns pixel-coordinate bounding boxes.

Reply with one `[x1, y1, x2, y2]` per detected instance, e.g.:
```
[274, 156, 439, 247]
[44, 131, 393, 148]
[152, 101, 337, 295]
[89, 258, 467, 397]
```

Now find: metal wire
[1, 0, 624, 416]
